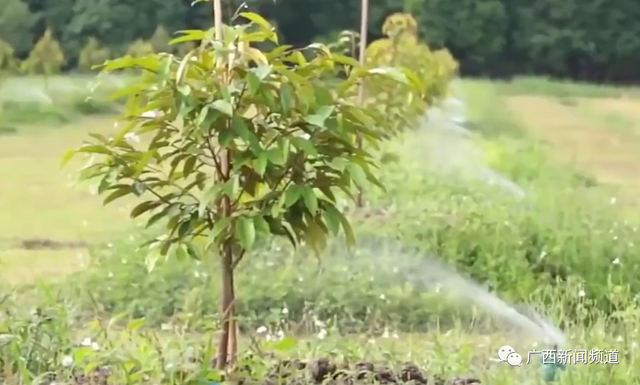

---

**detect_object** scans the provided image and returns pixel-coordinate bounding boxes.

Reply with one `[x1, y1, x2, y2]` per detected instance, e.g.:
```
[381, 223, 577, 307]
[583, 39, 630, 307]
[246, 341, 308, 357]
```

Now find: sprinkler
[541, 344, 567, 383]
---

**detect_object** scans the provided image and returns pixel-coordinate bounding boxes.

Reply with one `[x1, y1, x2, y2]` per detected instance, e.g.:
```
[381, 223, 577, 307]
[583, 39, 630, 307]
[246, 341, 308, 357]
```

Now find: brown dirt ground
[507, 95, 640, 198]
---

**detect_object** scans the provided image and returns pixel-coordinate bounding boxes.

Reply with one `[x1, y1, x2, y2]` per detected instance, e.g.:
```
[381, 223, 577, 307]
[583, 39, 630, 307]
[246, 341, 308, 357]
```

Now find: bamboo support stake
[355, 0, 369, 208]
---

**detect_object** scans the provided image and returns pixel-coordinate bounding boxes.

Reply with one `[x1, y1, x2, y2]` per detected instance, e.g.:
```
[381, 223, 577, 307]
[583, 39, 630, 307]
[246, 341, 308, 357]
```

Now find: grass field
[2, 75, 640, 384]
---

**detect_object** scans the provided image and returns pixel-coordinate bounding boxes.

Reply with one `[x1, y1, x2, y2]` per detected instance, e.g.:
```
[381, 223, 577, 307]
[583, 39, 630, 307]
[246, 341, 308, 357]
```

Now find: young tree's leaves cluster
[364, 13, 458, 136]
[65, 13, 411, 268]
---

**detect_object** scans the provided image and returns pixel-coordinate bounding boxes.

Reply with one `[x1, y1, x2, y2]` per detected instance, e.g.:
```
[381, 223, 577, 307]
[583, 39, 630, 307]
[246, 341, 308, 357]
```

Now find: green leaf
[211, 217, 231, 241]
[280, 83, 294, 117]
[169, 30, 206, 45]
[367, 67, 409, 85]
[103, 185, 133, 205]
[304, 221, 327, 254]
[304, 105, 334, 127]
[253, 153, 268, 175]
[239, 12, 274, 33]
[347, 163, 368, 187]
[290, 137, 317, 156]
[60, 149, 77, 167]
[183, 155, 197, 177]
[77, 145, 113, 155]
[253, 216, 270, 233]
[236, 216, 256, 250]
[284, 185, 302, 207]
[126, 318, 146, 331]
[301, 186, 318, 214]
[130, 201, 163, 218]
[336, 209, 356, 247]
[268, 336, 297, 351]
[252, 64, 271, 80]
[134, 150, 155, 177]
[323, 204, 341, 235]
[232, 116, 260, 151]
[145, 247, 162, 272]
[211, 99, 233, 117]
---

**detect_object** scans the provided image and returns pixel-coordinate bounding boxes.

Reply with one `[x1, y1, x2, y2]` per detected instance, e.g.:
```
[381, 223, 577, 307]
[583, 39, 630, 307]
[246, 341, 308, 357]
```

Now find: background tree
[21, 28, 65, 89]
[125, 39, 154, 57]
[0, 0, 39, 57]
[0, 38, 19, 74]
[77, 37, 110, 72]
[149, 25, 171, 54]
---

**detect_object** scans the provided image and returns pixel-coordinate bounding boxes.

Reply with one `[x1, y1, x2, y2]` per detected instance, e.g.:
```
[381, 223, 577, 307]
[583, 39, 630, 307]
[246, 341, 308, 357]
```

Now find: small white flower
[80, 337, 92, 347]
[317, 329, 327, 340]
[256, 326, 267, 334]
[61, 355, 73, 367]
[613, 258, 621, 265]
[124, 132, 140, 145]
[379, 294, 386, 300]
[276, 330, 285, 340]
[578, 289, 586, 297]
[392, 332, 399, 339]
[140, 110, 159, 118]
[382, 328, 390, 338]
[282, 306, 289, 315]
[91, 342, 100, 351]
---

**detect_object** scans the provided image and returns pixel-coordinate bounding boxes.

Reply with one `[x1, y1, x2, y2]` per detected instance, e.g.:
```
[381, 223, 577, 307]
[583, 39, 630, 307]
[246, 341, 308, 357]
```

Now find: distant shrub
[149, 25, 171, 53]
[0, 38, 19, 73]
[0, 100, 71, 124]
[126, 39, 154, 57]
[78, 37, 110, 72]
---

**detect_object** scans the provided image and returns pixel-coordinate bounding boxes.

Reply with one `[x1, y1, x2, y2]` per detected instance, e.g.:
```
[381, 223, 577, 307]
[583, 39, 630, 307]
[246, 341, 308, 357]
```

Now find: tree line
[2, 0, 640, 82]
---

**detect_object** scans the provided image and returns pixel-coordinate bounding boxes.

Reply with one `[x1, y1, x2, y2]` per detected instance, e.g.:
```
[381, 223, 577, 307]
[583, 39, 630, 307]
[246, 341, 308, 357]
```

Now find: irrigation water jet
[329, 236, 568, 381]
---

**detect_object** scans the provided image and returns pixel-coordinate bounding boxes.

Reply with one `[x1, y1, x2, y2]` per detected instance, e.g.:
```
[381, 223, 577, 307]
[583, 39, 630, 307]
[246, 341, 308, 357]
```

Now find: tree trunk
[211, 0, 237, 370]
[216, 241, 234, 369]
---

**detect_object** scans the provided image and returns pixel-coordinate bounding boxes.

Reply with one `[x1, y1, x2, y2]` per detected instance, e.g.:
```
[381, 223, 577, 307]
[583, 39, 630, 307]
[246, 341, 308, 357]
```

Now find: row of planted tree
[63, 2, 457, 372]
[0, 25, 189, 75]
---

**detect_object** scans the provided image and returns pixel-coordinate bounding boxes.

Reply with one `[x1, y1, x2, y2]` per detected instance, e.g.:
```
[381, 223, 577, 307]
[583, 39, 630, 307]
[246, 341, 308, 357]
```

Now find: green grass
[0, 74, 129, 126]
[3, 76, 640, 384]
[0, 117, 137, 284]
[495, 76, 640, 99]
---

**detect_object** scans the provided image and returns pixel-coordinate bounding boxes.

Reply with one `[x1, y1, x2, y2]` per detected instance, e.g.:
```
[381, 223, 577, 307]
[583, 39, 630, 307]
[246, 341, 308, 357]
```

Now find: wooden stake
[355, 0, 369, 208]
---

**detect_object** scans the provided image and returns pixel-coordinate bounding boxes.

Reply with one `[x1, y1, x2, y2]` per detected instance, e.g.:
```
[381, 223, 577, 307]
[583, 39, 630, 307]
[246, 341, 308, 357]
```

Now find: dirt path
[507, 95, 640, 191]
